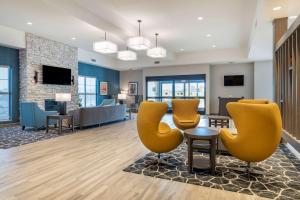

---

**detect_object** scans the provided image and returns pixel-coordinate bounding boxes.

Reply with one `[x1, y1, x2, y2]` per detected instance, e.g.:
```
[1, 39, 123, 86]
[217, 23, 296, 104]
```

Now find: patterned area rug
[0, 126, 77, 149]
[124, 143, 300, 200]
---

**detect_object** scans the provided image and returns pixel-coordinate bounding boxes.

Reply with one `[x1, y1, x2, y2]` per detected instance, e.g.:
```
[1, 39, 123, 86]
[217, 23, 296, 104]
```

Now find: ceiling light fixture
[27, 22, 33, 25]
[147, 33, 167, 58]
[289, 15, 297, 19]
[71, 37, 76, 40]
[117, 48, 137, 61]
[212, 45, 216, 48]
[127, 20, 151, 50]
[180, 48, 185, 51]
[206, 34, 212, 37]
[197, 17, 204, 20]
[93, 32, 118, 54]
[272, 6, 281, 11]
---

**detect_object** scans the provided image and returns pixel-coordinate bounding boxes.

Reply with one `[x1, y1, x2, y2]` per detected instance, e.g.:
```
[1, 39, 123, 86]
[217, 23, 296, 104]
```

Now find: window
[0, 66, 10, 121]
[78, 76, 97, 107]
[146, 75, 206, 114]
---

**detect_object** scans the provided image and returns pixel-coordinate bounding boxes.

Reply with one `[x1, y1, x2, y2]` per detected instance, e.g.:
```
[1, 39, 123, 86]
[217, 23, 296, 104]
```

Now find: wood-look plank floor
[0, 115, 267, 200]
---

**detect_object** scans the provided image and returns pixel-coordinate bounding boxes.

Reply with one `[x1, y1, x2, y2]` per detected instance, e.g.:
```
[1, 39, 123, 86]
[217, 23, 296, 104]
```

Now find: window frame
[0, 65, 11, 122]
[78, 75, 97, 107]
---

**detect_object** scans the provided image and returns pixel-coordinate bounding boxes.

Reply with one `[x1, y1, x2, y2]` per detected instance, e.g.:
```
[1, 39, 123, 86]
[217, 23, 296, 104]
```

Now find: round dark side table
[184, 127, 219, 174]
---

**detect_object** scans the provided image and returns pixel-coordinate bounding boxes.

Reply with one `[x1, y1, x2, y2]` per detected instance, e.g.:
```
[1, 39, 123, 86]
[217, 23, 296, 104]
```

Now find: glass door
[146, 74, 206, 114]
[175, 80, 185, 97]
[0, 66, 10, 121]
[161, 81, 173, 108]
[187, 80, 206, 113]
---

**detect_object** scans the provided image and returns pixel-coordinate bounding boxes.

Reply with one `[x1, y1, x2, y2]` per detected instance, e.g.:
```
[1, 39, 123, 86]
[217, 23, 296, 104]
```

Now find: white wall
[120, 70, 143, 94]
[254, 61, 274, 101]
[78, 48, 118, 70]
[142, 64, 211, 114]
[120, 70, 143, 105]
[0, 25, 25, 49]
[210, 63, 254, 114]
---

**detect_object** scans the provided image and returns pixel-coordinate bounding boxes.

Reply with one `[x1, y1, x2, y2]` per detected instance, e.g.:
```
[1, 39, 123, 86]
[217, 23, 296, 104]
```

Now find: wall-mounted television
[224, 75, 244, 86]
[42, 65, 71, 85]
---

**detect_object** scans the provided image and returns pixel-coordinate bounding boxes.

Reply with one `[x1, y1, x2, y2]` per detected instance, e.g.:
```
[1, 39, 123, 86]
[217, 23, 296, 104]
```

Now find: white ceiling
[0, 0, 299, 70]
[248, 0, 300, 61]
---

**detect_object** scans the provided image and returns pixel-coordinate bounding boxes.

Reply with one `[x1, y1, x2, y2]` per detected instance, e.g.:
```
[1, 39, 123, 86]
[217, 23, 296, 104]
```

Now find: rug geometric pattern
[0, 126, 77, 149]
[124, 143, 300, 200]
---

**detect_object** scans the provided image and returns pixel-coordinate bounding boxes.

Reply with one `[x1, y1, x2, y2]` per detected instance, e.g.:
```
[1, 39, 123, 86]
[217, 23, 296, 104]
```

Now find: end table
[46, 115, 74, 134]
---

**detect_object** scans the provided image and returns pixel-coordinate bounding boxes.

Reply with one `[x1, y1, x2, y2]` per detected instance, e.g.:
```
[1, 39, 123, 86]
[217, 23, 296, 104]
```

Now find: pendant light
[127, 20, 151, 50]
[117, 47, 137, 61]
[147, 33, 167, 58]
[93, 32, 118, 54]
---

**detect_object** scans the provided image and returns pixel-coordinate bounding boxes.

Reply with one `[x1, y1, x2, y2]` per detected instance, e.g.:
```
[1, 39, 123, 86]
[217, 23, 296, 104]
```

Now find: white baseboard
[286, 143, 300, 160]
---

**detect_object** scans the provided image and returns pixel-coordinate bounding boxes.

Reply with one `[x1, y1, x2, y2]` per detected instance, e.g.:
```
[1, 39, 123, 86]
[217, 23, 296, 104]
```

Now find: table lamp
[118, 93, 126, 104]
[55, 93, 71, 115]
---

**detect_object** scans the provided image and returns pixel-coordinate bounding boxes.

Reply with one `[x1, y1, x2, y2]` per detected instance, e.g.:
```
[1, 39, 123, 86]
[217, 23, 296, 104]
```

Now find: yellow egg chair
[220, 102, 282, 175]
[137, 101, 183, 165]
[172, 99, 200, 130]
[238, 99, 269, 104]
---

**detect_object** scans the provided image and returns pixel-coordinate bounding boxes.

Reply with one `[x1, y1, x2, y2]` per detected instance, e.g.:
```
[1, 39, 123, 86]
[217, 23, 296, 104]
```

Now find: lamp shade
[127, 36, 151, 50]
[118, 93, 127, 100]
[93, 41, 118, 54]
[147, 47, 167, 58]
[55, 93, 71, 102]
[117, 50, 137, 61]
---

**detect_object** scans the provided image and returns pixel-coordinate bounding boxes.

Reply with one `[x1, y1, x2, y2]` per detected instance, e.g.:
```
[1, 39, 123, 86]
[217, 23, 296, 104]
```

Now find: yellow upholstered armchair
[238, 99, 269, 104]
[220, 102, 282, 175]
[137, 101, 183, 165]
[172, 99, 200, 130]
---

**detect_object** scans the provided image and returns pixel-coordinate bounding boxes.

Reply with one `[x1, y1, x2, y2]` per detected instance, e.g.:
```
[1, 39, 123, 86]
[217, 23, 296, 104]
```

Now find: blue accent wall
[0, 46, 19, 122]
[78, 62, 120, 105]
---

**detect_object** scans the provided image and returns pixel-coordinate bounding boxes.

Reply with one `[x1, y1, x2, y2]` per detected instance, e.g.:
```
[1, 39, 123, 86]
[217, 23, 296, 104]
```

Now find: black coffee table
[184, 127, 219, 174]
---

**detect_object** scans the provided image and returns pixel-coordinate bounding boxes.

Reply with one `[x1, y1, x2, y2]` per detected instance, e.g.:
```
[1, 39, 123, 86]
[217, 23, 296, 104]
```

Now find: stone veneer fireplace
[19, 33, 79, 111]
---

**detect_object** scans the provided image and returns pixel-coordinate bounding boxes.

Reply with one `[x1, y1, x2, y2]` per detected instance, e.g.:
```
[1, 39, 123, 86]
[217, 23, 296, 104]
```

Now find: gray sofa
[69, 105, 127, 129]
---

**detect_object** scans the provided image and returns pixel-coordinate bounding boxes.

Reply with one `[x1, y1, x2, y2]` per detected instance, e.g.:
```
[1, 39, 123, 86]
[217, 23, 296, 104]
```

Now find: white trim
[285, 143, 300, 160]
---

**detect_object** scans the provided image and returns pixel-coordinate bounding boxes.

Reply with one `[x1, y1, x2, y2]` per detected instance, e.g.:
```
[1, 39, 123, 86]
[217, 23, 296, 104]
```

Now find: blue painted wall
[78, 62, 120, 105]
[0, 46, 19, 122]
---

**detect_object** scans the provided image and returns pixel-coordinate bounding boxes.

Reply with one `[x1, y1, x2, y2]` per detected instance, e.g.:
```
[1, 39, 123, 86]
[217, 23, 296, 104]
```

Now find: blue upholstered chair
[20, 102, 58, 130]
[100, 99, 116, 106]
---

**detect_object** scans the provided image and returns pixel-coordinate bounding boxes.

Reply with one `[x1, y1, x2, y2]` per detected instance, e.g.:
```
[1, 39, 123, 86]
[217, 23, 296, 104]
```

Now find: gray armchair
[20, 102, 58, 130]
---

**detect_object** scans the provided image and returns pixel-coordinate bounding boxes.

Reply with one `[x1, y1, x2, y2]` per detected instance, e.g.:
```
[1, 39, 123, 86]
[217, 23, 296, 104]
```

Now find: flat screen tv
[224, 75, 244, 86]
[43, 65, 71, 85]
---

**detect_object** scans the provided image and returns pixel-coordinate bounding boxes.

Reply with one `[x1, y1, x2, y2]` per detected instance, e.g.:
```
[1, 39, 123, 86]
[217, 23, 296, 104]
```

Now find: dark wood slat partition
[274, 16, 300, 146]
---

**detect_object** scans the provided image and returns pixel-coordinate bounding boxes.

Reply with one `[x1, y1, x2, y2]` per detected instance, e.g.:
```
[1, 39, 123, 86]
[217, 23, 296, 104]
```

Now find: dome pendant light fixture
[93, 32, 118, 54]
[147, 33, 167, 58]
[127, 20, 151, 50]
[118, 47, 137, 61]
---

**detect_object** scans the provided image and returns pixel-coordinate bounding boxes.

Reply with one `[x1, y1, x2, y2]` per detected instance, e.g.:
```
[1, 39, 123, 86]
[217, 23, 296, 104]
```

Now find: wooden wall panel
[275, 17, 300, 144]
[296, 28, 300, 139]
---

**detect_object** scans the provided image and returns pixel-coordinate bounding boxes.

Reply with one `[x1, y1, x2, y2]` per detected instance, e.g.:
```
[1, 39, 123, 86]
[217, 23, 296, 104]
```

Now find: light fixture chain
[138, 20, 141, 36]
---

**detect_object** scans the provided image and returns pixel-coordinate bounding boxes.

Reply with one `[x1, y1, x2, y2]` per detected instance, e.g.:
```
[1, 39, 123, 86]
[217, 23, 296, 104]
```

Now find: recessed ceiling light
[180, 48, 184, 51]
[27, 22, 32, 25]
[206, 34, 212, 37]
[197, 17, 204, 21]
[289, 16, 297, 19]
[71, 37, 76, 40]
[272, 6, 281, 11]
[212, 45, 216, 48]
